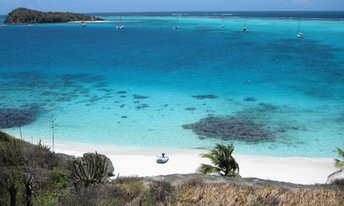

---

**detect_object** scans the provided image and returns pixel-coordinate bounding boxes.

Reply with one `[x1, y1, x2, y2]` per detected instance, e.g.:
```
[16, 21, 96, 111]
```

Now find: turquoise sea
[0, 12, 343, 158]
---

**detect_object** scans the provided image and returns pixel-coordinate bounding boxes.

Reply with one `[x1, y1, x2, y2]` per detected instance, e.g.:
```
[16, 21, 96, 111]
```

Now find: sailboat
[173, 15, 180, 29]
[242, 20, 248, 32]
[296, 20, 304, 38]
[221, 18, 225, 28]
[116, 16, 124, 29]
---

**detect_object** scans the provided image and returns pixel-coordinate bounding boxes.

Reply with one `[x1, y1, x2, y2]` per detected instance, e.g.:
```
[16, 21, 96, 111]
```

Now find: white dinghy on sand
[156, 153, 169, 164]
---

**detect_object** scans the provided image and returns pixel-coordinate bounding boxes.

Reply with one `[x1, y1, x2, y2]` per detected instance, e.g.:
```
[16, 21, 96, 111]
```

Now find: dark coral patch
[243, 97, 257, 102]
[0, 105, 40, 129]
[133, 95, 149, 99]
[136, 104, 149, 110]
[192, 94, 218, 100]
[183, 116, 273, 142]
[185, 107, 196, 111]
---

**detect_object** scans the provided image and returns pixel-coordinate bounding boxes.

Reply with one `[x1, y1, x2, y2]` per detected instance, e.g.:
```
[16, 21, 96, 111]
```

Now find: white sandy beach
[53, 141, 338, 185]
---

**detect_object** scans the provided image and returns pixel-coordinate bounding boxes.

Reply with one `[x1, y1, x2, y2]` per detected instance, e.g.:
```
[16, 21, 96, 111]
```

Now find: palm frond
[198, 164, 218, 175]
[199, 143, 239, 177]
[336, 148, 344, 158]
[335, 159, 344, 168]
[201, 153, 221, 165]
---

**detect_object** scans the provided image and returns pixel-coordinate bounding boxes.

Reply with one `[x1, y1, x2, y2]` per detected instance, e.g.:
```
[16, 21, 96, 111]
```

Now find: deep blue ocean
[0, 11, 343, 157]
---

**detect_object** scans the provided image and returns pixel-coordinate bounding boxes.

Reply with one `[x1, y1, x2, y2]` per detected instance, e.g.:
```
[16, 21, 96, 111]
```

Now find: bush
[141, 180, 175, 205]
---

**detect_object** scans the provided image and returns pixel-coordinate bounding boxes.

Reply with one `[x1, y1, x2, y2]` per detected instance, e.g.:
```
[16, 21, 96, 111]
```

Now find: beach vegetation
[71, 152, 115, 188]
[198, 143, 240, 177]
[1, 131, 343, 205]
[328, 147, 344, 184]
[141, 180, 176, 205]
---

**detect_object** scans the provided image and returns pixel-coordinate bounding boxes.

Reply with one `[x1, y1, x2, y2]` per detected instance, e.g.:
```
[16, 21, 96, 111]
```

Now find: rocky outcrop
[4, 8, 103, 24]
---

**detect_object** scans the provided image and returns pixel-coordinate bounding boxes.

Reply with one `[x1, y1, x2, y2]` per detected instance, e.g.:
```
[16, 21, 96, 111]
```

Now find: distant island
[3, 8, 103, 24]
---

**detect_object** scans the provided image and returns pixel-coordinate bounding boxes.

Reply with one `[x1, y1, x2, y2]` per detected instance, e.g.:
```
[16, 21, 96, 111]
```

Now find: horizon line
[1, 9, 344, 16]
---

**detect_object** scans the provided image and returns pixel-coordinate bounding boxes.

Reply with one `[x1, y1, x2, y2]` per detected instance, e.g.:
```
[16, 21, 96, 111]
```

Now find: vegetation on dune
[0, 130, 343, 205]
[4, 8, 103, 24]
[198, 143, 240, 177]
[0, 131, 69, 206]
[176, 178, 344, 206]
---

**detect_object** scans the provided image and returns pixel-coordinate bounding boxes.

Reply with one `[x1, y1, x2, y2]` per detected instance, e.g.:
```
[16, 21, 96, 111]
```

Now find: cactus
[71, 152, 114, 187]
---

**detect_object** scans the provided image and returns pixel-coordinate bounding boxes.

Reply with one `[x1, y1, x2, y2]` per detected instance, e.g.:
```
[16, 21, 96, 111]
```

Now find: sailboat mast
[297, 20, 301, 32]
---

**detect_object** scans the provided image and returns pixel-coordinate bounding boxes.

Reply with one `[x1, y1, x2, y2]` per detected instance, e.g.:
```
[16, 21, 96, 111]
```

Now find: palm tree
[198, 143, 239, 177]
[328, 148, 344, 182]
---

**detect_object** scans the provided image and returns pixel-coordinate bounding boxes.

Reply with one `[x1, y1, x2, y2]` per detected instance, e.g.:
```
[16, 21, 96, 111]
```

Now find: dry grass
[175, 183, 344, 206]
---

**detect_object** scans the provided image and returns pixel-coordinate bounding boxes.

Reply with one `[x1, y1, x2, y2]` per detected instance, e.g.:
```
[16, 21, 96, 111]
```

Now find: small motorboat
[156, 153, 169, 164]
[116, 25, 124, 29]
[79, 21, 87, 27]
[297, 32, 304, 38]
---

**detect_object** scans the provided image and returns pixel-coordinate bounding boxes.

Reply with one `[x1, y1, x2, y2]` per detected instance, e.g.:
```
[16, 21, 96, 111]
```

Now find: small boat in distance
[2, 24, 8, 27]
[79, 20, 87, 27]
[27, 24, 33, 27]
[156, 153, 169, 164]
[243, 20, 248, 32]
[116, 16, 125, 29]
[296, 20, 304, 38]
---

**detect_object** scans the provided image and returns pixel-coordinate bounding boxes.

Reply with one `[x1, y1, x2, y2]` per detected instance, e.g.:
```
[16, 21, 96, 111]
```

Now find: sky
[0, 0, 343, 15]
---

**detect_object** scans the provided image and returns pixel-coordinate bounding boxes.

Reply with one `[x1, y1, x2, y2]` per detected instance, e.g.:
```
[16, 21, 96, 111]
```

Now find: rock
[4, 7, 103, 24]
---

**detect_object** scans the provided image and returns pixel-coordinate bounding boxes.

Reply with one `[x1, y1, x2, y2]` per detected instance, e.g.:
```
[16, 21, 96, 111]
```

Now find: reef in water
[192, 94, 218, 100]
[133, 95, 149, 99]
[136, 104, 149, 110]
[185, 107, 196, 111]
[182, 116, 273, 142]
[0, 105, 40, 129]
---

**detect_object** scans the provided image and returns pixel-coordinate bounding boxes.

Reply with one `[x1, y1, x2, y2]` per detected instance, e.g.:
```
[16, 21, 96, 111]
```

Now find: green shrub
[0, 131, 14, 142]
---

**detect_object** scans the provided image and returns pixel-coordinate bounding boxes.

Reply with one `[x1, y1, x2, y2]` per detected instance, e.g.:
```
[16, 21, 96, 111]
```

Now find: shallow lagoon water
[0, 14, 343, 157]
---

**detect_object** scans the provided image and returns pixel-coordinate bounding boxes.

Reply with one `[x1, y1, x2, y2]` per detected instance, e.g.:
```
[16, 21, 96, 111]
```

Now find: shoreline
[53, 141, 337, 185]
